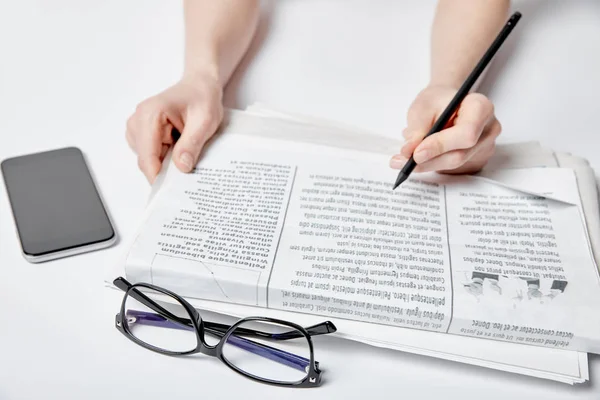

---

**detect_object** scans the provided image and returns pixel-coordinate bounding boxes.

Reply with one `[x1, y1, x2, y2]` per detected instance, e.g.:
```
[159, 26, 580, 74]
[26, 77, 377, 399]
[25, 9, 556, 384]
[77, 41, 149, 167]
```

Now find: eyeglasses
[112, 277, 337, 387]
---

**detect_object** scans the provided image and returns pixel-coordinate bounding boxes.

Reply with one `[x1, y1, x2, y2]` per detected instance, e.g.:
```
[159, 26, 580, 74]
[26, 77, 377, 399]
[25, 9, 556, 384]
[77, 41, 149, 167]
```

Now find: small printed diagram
[515, 277, 568, 302]
[462, 272, 502, 299]
[462, 271, 568, 305]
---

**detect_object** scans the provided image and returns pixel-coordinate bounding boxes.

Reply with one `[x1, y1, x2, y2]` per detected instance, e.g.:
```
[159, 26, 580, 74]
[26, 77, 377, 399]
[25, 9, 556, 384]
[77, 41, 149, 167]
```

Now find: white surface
[0, 1, 599, 399]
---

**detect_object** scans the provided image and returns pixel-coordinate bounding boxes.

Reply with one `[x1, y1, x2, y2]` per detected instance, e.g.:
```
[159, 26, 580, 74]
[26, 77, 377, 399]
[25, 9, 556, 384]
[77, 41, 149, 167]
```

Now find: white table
[1, 1, 599, 399]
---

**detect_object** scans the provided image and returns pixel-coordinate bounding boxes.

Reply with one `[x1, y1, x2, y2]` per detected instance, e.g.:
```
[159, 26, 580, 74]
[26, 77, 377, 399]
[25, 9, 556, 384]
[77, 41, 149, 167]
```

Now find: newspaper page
[123, 132, 600, 354]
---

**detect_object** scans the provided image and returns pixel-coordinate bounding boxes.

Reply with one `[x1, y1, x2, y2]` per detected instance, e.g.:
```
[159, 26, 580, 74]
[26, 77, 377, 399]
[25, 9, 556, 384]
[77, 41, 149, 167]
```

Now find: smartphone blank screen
[1, 147, 114, 257]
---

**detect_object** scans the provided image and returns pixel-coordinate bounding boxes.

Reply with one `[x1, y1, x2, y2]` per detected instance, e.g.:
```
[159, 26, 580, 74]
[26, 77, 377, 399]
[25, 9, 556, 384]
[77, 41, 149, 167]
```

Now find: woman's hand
[126, 72, 224, 183]
[390, 85, 501, 174]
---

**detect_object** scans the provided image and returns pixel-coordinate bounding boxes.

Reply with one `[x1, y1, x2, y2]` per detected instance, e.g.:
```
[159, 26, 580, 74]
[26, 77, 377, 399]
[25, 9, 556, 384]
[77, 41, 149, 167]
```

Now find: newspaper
[118, 110, 600, 356]
[107, 109, 600, 384]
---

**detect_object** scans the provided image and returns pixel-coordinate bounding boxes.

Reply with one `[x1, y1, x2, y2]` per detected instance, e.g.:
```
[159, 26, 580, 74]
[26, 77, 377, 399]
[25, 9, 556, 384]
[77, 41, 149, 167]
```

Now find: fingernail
[414, 149, 431, 163]
[390, 155, 407, 169]
[179, 152, 193, 171]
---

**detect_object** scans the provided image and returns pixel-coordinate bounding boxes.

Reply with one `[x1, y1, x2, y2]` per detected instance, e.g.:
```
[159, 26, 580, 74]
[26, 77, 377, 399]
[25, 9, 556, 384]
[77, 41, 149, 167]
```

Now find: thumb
[172, 111, 219, 172]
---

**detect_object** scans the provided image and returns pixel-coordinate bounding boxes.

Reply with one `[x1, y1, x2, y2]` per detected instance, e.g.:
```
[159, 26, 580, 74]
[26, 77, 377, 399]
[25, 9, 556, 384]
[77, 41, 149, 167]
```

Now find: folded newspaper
[108, 107, 600, 384]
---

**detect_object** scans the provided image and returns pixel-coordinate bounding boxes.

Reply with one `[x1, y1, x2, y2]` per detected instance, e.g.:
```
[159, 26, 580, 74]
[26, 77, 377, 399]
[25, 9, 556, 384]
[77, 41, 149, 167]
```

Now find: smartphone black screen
[1, 147, 114, 257]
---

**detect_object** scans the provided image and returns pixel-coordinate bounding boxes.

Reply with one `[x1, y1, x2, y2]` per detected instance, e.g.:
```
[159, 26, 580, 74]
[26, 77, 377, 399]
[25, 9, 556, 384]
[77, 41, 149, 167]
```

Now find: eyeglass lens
[124, 287, 198, 353]
[222, 320, 311, 384]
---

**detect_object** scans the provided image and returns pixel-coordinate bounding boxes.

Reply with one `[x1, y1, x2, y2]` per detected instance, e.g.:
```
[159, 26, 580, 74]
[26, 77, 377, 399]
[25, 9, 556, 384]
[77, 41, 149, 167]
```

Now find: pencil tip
[393, 173, 408, 190]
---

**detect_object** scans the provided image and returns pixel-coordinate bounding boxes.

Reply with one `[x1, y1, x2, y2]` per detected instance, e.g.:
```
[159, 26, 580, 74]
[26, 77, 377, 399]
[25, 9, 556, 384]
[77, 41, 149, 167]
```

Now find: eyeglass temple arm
[226, 334, 315, 373]
[126, 310, 314, 373]
[115, 278, 337, 340]
[272, 321, 337, 340]
[126, 308, 336, 340]
[218, 321, 337, 340]
[194, 320, 335, 340]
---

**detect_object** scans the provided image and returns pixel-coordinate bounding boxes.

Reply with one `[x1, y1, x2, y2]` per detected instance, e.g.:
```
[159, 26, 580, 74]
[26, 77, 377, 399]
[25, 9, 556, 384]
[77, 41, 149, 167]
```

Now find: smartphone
[1, 147, 116, 263]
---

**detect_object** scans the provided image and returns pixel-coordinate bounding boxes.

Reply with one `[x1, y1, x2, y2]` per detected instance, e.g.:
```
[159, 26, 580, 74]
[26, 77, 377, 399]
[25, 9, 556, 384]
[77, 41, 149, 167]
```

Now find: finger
[400, 90, 455, 157]
[411, 147, 477, 173]
[412, 124, 481, 164]
[160, 143, 170, 161]
[412, 94, 494, 164]
[136, 106, 170, 182]
[454, 142, 496, 174]
[390, 147, 480, 171]
[454, 93, 495, 128]
[172, 107, 221, 172]
[399, 137, 420, 158]
[434, 142, 496, 175]
[415, 118, 501, 173]
[452, 119, 500, 173]
[126, 128, 136, 152]
[392, 117, 498, 170]
[405, 95, 437, 141]
[157, 122, 185, 163]
[399, 125, 433, 159]
[394, 124, 443, 164]
[389, 154, 408, 169]
[125, 115, 138, 152]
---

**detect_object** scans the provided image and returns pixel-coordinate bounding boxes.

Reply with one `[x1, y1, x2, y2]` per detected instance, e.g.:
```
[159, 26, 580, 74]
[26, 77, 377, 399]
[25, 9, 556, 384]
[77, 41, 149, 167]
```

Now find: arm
[391, 0, 510, 174]
[126, 0, 260, 182]
[183, 0, 260, 87]
[430, 0, 511, 89]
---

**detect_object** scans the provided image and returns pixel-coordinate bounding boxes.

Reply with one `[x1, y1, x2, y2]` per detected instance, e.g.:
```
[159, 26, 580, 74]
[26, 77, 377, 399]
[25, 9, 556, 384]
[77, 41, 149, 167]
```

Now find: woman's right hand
[126, 71, 224, 183]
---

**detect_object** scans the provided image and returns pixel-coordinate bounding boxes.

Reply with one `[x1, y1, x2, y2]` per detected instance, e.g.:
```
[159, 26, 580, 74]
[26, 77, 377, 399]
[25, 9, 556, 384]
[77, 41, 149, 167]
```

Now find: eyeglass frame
[113, 277, 334, 388]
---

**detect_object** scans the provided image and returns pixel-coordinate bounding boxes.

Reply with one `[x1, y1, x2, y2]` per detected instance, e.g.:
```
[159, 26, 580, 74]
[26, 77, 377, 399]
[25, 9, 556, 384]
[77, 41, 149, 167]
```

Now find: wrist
[183, 59, 222, 88]
[427, 80, 461, 92]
